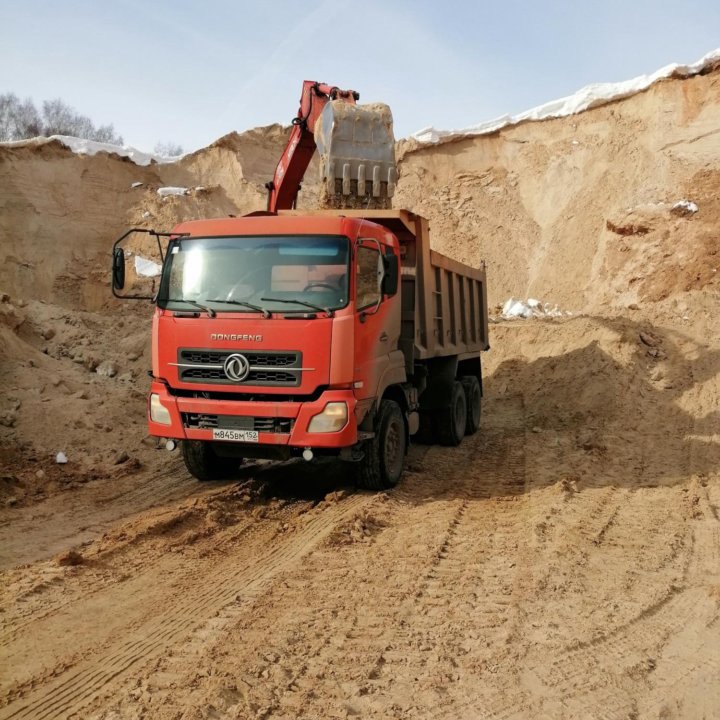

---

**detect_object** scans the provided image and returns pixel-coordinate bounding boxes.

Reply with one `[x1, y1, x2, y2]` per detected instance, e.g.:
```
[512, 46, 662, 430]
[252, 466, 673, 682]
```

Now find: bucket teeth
[315, 101, 396, 209]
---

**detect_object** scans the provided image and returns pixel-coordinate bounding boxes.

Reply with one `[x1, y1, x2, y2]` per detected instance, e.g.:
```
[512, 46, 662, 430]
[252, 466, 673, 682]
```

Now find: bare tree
[154, 141, 184, 157]
[94, 124, 123, 144]
[41, 98, 123, 144]
[0, 93, 42, 141]
[20, 98, 42, 137]
[0, 94, 124, 144]
[0, 93, 22, 140]
[41, 98, 77, 136]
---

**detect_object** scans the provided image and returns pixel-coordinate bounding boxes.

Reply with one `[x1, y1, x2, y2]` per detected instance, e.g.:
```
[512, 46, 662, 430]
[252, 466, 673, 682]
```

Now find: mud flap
[314, 100, 397, 209]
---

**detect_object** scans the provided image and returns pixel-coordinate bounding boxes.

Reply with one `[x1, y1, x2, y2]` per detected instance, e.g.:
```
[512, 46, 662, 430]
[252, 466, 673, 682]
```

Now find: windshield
[158, 235, 349, 314]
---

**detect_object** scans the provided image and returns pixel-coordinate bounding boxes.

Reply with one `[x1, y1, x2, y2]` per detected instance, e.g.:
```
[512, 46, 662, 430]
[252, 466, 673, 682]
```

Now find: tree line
[0, 93, 124, 144]
[0, 93, 184, 155]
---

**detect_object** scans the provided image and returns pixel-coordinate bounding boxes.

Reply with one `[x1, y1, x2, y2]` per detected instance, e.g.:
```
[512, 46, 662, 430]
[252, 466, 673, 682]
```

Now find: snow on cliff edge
[412, 47, 720, 144]
[2, 48, 718, 164]
[0, 135, 183, 166]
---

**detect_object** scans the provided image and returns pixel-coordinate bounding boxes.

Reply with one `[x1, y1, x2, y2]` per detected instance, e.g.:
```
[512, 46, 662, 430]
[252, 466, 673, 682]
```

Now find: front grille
[181, 368, 298, 384]
[181, 350, 297, 367]
[175, 348, 302, 387]
[183, 413, 293, 433]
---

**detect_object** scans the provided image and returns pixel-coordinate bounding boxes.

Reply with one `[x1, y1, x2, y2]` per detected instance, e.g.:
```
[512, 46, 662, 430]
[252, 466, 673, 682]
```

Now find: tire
[437, 381, 467, 447]
[181, 440, 242, 481]
[461, 376, 481, 435]
[355, 400, 407, 490]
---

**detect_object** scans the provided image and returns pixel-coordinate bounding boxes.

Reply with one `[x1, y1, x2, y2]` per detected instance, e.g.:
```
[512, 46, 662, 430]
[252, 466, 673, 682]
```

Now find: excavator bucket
[314, 100, 397, 209]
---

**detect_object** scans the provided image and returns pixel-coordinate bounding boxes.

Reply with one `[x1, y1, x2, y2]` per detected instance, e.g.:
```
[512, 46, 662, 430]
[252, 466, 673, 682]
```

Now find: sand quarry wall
[1, 66, 719, 315]
[395, 65, 720, 312]
[0, 127, 279, 311]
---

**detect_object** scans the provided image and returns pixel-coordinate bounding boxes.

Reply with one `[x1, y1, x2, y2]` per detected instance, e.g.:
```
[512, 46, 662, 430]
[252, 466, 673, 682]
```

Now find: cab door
[353, 238, 402, 402]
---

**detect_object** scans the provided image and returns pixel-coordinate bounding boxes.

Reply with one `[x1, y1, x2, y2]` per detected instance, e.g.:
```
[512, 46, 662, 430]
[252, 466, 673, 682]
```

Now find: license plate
[212, 428, 259, 443]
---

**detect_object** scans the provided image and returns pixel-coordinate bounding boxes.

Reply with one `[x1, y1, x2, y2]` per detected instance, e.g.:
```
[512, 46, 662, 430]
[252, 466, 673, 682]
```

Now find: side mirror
[112, 247, 126, 290]
[382, 253, 399, 296]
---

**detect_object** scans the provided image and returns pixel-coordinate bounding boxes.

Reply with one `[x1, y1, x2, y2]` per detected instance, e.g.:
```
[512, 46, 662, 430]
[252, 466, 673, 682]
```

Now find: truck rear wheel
[437, 381, 467, 447]
[413, 410, 435, 445]
[182, 440, 242, 481]
[461, 376, 481, 435]
[355, 400, 406, 490]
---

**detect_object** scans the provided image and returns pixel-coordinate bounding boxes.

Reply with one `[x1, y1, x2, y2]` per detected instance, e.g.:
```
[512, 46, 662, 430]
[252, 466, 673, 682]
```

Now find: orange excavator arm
[266, 82, 358, 212]
[266, 81, 396, 212]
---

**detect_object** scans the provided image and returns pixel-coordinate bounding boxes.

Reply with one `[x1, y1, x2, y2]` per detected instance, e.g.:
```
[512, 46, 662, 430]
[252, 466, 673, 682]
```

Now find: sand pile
[0, 136, 277, 311]
[0, 126, 295, 504]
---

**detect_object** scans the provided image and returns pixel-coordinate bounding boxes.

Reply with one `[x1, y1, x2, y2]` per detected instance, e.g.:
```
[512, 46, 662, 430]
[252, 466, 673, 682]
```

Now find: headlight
[150, 393, 172, 425]
[307, 402, 348, 433]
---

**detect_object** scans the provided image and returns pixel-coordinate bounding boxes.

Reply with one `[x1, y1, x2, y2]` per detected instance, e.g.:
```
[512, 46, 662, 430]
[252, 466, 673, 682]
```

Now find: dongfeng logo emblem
[223, 353, 250, 382]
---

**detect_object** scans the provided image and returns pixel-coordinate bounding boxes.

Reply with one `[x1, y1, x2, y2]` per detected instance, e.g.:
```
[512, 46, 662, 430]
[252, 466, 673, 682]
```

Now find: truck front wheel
[181, 440, 242, 481]
[355, 400, 407, 490]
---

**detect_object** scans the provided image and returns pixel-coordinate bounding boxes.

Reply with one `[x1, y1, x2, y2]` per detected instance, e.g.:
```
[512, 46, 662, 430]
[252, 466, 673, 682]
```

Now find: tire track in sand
[0, 492, 372, 720]
[516, 481, 720, 720]
[0, 487, 279, 650]
[0, 458, 200, 570]
[209, 395, 531, 719]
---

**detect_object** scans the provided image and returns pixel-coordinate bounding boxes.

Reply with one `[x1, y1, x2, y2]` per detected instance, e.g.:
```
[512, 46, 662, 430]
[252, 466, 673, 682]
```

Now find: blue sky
[2, 0, 719, 152]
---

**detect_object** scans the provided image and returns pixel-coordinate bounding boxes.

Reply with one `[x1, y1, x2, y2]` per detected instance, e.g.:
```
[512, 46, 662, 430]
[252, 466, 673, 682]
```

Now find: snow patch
[0, 135, 183, 166]
[503, 298, 533, 318]
[134, 255, 162, 277]
[672, 199, 698, 214]
[413, 48, 720, 144]
[157, 186, 189, 198]
[501, 297, 572, 320]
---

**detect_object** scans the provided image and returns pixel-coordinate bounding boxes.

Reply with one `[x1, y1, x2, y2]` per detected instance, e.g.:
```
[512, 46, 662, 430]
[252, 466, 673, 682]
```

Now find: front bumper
[147, 381, 358, 449]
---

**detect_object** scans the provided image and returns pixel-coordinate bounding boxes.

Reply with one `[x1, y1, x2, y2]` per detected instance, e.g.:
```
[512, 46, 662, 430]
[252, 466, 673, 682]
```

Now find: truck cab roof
[171, 213, 388, 241]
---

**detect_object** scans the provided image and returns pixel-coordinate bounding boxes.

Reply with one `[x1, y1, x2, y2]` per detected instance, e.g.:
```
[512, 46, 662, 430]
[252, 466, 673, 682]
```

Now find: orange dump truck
[112, 83, 489, 488]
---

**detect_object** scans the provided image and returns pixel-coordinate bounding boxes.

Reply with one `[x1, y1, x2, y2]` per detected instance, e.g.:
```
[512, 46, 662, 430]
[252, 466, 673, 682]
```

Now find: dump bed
[278, 209, 489, 365]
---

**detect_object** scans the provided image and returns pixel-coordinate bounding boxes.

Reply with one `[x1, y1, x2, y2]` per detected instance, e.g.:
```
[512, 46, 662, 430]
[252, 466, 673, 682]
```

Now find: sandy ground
[2, 312, 718, 720]
[1, 66, 719, 719]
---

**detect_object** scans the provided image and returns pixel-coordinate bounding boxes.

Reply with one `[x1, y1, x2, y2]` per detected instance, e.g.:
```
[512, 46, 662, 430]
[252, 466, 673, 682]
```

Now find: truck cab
[114, 210, 488, 489]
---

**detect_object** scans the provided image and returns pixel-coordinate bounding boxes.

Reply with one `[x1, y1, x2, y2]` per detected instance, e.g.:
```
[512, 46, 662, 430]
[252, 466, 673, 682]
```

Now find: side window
[356, 245, 382, 310]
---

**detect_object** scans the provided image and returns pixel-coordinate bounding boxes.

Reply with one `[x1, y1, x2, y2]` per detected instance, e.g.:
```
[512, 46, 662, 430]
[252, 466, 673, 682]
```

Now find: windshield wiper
[173, 299, 216, 317]
[205, 298, 271, 319]
[261, 297, 333, 317]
